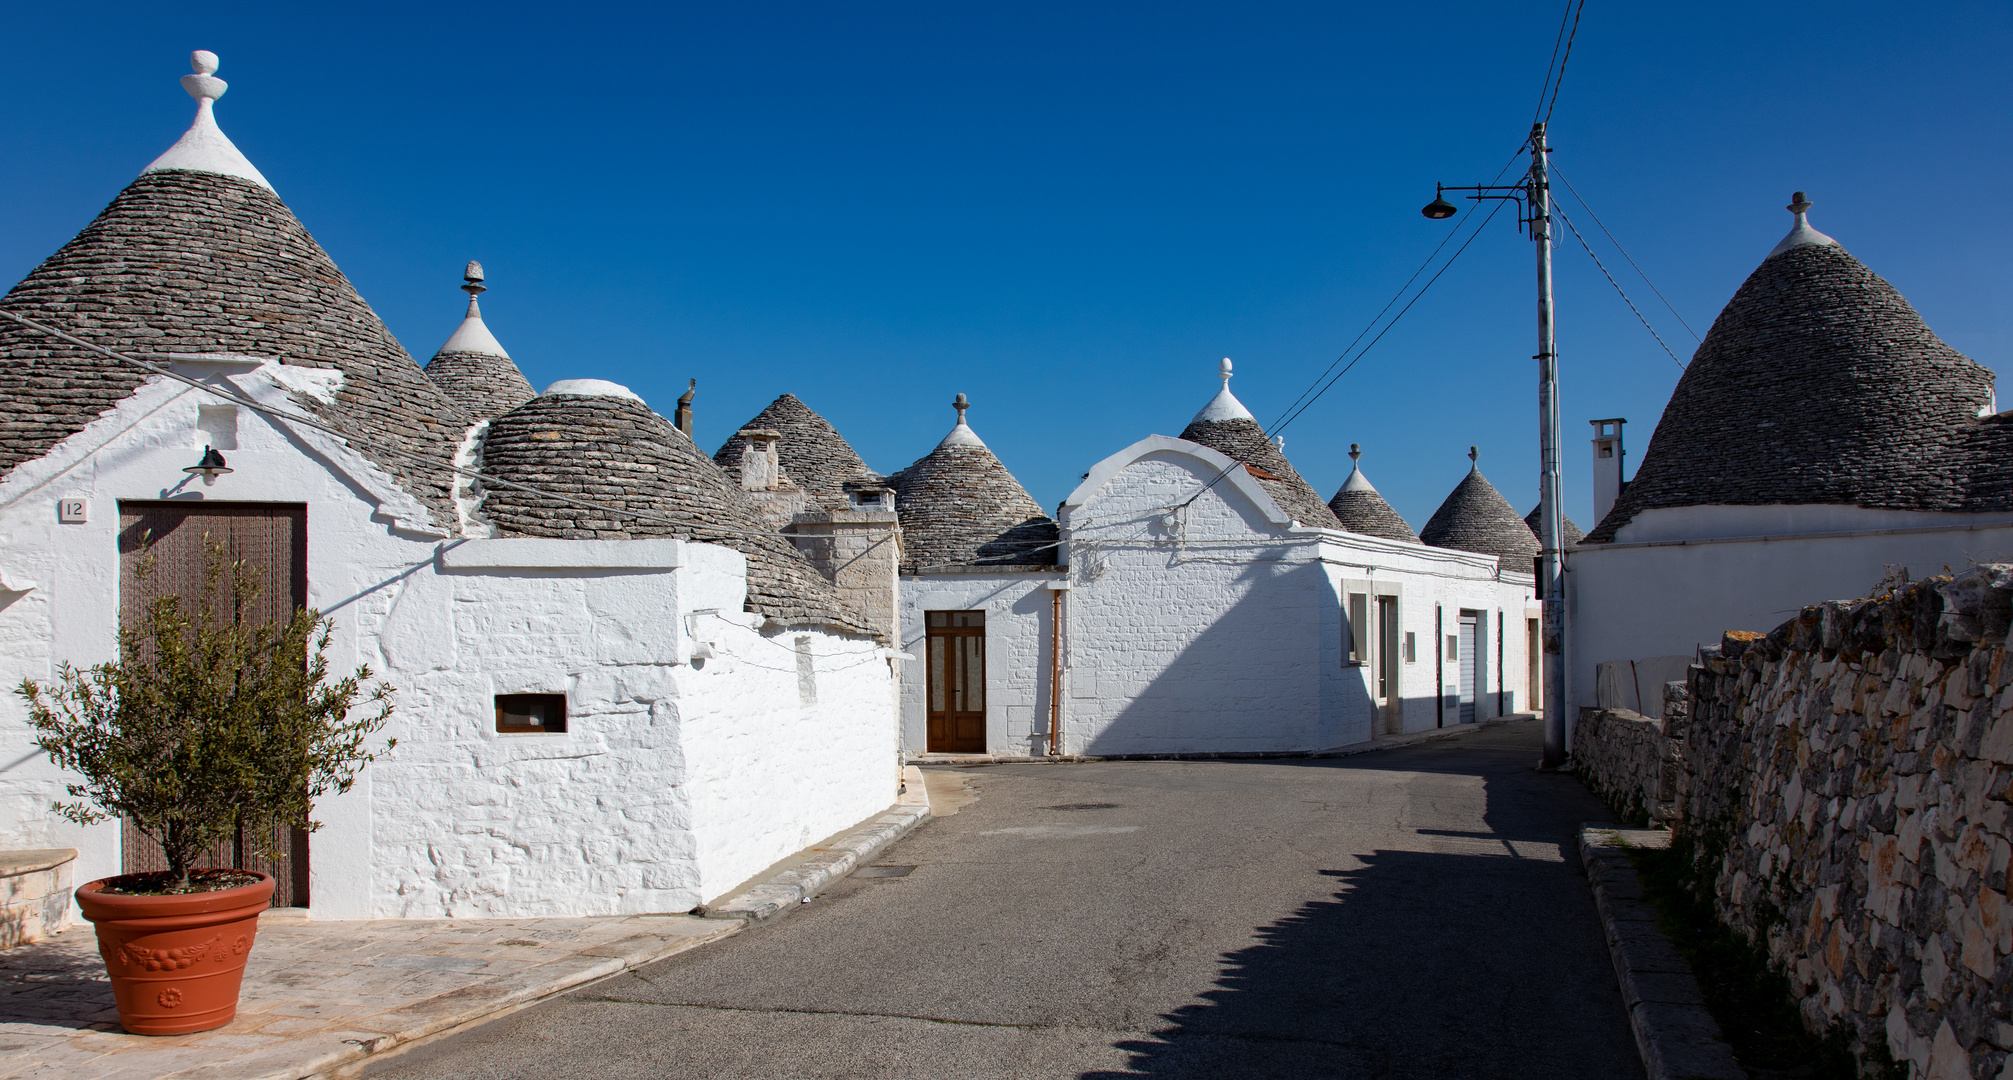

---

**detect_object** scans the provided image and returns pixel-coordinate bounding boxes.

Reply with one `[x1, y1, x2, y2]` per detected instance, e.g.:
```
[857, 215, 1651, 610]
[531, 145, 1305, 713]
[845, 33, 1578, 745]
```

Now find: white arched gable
[1061, 434, 1295, 530]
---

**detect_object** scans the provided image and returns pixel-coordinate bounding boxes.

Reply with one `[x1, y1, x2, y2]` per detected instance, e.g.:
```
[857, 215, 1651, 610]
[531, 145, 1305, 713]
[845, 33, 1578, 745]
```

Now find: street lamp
[1425, 122, 1568, 770]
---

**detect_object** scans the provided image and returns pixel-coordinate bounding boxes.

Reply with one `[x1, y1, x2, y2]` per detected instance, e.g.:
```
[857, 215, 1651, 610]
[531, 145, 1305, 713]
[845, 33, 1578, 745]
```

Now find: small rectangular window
[1404, 631, 1417, 663]
[1446, 635, 1460, 661]
[1346, 593, 1369, 665]
[496, 693, 567, 733]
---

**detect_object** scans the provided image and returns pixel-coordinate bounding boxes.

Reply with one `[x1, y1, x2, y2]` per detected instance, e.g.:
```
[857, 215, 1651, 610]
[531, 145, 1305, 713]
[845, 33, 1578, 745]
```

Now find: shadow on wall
[1084, 558, 1364, 754]
[1082, 734, 1642, 1079]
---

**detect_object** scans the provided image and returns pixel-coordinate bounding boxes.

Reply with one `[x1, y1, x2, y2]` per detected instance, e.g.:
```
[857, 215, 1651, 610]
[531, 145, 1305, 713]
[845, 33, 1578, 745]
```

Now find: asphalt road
[367, 720, 1642, 1079]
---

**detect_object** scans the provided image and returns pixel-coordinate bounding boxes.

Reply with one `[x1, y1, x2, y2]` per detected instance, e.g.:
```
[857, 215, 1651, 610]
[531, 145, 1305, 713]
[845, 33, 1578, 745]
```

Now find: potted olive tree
[17, 540, 393, 1035]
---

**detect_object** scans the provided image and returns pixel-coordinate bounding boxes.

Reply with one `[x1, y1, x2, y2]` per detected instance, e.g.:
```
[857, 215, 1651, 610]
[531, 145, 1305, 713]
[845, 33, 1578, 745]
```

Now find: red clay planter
[75, 871, 275, 1035]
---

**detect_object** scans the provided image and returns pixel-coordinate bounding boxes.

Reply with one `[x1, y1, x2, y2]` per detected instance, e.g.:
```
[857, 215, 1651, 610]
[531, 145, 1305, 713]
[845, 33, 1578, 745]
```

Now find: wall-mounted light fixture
[185, 445, 232, 485]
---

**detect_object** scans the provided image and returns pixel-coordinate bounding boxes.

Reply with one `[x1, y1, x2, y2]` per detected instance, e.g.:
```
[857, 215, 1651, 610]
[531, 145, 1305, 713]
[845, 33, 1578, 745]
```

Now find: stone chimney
[788, 481, 902, 644]
[735, 427, 806, 528]
[674, 380, 695, 437]
[1590, 418, 1626, 524]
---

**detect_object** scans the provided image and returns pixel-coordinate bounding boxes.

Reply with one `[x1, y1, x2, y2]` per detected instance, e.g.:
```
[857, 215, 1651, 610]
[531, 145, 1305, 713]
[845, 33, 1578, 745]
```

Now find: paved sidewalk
[0, 910, 737, 1080]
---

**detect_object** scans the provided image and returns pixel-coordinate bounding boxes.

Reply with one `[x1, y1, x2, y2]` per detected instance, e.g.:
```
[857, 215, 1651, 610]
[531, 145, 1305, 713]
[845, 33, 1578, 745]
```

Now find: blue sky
[4, 3, 2007, 528]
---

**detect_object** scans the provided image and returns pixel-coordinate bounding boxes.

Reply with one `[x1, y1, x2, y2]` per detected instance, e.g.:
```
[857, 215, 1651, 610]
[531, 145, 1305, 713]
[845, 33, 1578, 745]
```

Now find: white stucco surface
[898, 573, 1061, 756]
[0, 367, 896, 921]
[1053, 436, 1535, 756]
[1566, 513, 2013, 741]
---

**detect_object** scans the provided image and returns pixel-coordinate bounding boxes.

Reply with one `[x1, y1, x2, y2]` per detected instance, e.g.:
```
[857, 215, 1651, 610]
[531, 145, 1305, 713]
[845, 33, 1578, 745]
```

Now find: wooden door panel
[925, 611, 986, 753]
[116, 502, 310, 907]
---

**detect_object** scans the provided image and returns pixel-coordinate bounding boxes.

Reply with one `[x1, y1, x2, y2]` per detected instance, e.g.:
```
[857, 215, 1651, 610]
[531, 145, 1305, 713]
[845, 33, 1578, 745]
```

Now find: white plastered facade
[1565, 503, 2013, 735]
[1049, 436, 1536, 756]
[0, 363, 895, 921]
[898, 572, 1063, 756]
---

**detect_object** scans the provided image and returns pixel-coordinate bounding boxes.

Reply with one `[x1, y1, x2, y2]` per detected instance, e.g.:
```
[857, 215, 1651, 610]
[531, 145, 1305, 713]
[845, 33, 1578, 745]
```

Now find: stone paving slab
[1580, 825, 1747, 1080]
[0, 911, 738, 1080]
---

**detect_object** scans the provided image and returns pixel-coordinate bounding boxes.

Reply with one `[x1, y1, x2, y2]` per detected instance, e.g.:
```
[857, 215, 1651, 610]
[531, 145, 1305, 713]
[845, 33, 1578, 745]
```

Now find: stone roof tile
[1178, 416, 1343, 530]
[713, 394, 882, 512]
[1420, 460, 1540, 561]
[892, 408, 1057, 573]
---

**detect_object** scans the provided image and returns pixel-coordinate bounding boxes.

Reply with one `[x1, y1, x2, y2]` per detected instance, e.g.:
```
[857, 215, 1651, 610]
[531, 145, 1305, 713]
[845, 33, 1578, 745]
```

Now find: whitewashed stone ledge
[1580, 827, 1746, 1080]
[700, 767, 932, 921]
[0, 849, 74, 949]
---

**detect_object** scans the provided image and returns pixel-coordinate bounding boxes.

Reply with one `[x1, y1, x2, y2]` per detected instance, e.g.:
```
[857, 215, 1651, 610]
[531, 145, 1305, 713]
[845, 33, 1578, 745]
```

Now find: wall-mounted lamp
[185, 445, 232, 485]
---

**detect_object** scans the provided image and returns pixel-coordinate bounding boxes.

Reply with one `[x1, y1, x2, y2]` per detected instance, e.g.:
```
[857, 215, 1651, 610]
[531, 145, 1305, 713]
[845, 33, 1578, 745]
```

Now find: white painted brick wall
[898, 574, 1061, 755]
[0, 369, 897, 920]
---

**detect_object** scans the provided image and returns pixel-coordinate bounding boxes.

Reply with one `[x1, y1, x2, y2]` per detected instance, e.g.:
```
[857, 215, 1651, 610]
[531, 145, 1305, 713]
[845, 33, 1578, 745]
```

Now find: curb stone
[1580, 825, 1748, 1080]
[697, 768, 933, 922]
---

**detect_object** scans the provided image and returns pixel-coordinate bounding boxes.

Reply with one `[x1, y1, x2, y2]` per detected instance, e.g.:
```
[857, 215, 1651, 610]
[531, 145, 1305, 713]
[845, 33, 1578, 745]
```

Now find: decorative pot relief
[157, 987, 183, 1009]
[118, 934, 220, 972]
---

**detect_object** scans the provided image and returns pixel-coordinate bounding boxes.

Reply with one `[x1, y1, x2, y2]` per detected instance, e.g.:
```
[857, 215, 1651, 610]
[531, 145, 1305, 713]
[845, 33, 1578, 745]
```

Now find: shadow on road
[1084, 742, 1641, 1080]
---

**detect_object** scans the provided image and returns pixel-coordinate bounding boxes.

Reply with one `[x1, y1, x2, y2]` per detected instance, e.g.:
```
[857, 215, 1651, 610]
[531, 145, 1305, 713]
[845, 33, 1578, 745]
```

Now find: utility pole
[1529, 122, 1567, 769]
[1422, 122, 1570, 769]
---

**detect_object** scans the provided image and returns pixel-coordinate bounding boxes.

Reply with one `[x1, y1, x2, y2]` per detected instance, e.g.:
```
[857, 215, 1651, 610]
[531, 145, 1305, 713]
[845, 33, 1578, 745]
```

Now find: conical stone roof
[1420, 456, 1540, 562]
[1327, 448, 1417, 543]
[713, 394, 882, 512]
[0, 58, 470, 527]
[1176, 362, 1341, 529]
[479, 386, 876, 636]
[891, 400, 1058, 573]
[1585, 201, 1994, 543]
[424, 264, 535, 421]
[1523, 505, 1585, 547]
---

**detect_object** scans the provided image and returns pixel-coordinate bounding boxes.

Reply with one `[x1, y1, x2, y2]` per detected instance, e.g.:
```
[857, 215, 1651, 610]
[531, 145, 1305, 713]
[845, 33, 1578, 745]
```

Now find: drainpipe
[1435, 605, 1444, 728]
[1048, 583, 1067, 756]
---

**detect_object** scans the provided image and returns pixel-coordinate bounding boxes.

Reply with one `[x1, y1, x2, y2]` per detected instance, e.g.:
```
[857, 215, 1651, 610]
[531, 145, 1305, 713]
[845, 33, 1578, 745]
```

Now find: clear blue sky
[5, 3, 2007, 529]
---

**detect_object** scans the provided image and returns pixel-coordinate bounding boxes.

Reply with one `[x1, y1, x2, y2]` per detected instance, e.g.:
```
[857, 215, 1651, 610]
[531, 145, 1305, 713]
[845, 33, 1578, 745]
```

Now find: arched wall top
[1060, 434, 1295, 530]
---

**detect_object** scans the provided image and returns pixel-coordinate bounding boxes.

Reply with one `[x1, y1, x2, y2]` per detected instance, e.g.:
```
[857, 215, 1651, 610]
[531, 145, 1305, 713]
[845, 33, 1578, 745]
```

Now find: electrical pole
[1530, 122, 1567, 769]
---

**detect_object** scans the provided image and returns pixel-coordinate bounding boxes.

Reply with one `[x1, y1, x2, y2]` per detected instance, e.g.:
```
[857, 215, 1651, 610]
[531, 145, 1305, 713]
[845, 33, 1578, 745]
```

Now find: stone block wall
[1573, 704, 1677, 826]
[1676, 565, 2013, 1079]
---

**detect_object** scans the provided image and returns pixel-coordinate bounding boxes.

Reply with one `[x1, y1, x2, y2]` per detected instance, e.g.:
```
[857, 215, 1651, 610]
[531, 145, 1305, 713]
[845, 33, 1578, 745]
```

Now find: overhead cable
[1550, 205, 1687, 369]
[1550, 162, 1700, 341]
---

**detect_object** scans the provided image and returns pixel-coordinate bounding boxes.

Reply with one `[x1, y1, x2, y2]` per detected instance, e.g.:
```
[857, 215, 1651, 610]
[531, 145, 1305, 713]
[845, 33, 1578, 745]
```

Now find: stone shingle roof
[424, 351, 534, 421]
[1584, 241, 1995, 543]
[0, 170, 471, 527]
[891, 418, 1058, 573]
[1420, 462, 1540, 562]
[712, 394, 883, 511]
[479, 391, 878, 636]
[1327, 452, 1418, 543]
[1523, 505, 1585, 547]
[1177, 417, 1344, 530]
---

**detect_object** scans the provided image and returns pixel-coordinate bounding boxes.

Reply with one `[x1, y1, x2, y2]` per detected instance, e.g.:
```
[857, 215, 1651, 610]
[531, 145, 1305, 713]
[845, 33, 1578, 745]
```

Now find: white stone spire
[1341, 444, 1378, 493]
[1766, 191, 1840, 259]
[938, 392, 988, 449]
[141, 51, 274, 191]
[1190, 357, 1255, 425]
[436, 261, 512, 358]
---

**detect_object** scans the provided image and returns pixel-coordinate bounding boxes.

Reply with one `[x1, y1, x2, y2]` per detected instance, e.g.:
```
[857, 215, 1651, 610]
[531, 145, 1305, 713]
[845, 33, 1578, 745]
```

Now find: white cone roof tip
[1766, 191, 1840, 259]
[438, 298, 511, 358]
[938, 418, 988, 450]
[1341, 464, 1378, 494]
[542, 378, 644, 402]
[1190, 357, 1255, 424]
[141, 51, 274, 191]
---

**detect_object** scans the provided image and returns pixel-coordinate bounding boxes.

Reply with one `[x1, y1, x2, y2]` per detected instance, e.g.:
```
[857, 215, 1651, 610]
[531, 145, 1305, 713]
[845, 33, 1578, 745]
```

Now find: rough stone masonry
[1581, 564, 2013, 1079]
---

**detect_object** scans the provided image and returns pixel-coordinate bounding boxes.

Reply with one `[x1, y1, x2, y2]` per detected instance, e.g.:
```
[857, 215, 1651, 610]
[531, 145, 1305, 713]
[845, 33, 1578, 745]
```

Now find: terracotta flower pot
[75, 870, 276, 1035]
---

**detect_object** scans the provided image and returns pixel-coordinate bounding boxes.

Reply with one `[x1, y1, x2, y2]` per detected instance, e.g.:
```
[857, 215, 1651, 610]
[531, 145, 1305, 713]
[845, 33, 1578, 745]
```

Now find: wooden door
[925, 611, 986, 753]
[1376, 596, 1401, 734]
[117, 501, 310, 907]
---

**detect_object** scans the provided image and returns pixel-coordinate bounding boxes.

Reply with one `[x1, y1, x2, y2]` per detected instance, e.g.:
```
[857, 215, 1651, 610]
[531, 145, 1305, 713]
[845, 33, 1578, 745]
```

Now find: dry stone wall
[1573, 702, 1679, 826]
[1670, 565, 2013, 1079]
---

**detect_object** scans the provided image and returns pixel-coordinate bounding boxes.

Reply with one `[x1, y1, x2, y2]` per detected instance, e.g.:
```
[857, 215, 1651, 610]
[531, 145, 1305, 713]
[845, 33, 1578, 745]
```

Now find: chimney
[1590, 418, 1626, 524]
[737, 429, 785, 492]
[674, 379, 696, 437]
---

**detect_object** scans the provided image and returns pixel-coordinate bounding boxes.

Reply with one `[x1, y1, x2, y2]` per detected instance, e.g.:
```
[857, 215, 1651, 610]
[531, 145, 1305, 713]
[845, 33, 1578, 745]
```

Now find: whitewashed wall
[897, 573, 1061, 756]
[1057, 436, 1536, 756]
[0, 365, 897, 921]
[1566, 505, 2013, 742]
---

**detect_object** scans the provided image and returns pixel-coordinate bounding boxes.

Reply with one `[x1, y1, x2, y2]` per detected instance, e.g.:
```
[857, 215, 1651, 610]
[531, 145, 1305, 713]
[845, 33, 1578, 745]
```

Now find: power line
[1551, 203, 1686, 369]
[1543, 0, 1588, 124]
[1532, 0, 1578, 125]
[0, 308, 896, 544]
[1549, 162, 1700, 341]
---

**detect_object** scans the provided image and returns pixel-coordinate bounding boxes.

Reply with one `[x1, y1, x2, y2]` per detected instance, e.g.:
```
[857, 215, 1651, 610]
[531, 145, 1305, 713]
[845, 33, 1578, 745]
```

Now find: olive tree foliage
[17, 539, 394, 889]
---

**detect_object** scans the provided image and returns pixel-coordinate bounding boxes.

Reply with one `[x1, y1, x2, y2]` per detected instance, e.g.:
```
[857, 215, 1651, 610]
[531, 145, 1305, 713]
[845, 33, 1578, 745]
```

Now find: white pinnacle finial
[1766, 189, 1840, 259]
[142, 50, 273, 190]
[438, 261, 510, 359]
[938, 392, 987, 449]
[1191, 356, 1254, 424]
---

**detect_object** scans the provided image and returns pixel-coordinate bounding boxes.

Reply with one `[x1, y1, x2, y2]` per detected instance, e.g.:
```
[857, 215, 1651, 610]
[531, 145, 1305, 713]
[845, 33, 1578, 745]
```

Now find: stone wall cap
[0, 850, 79, 876]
